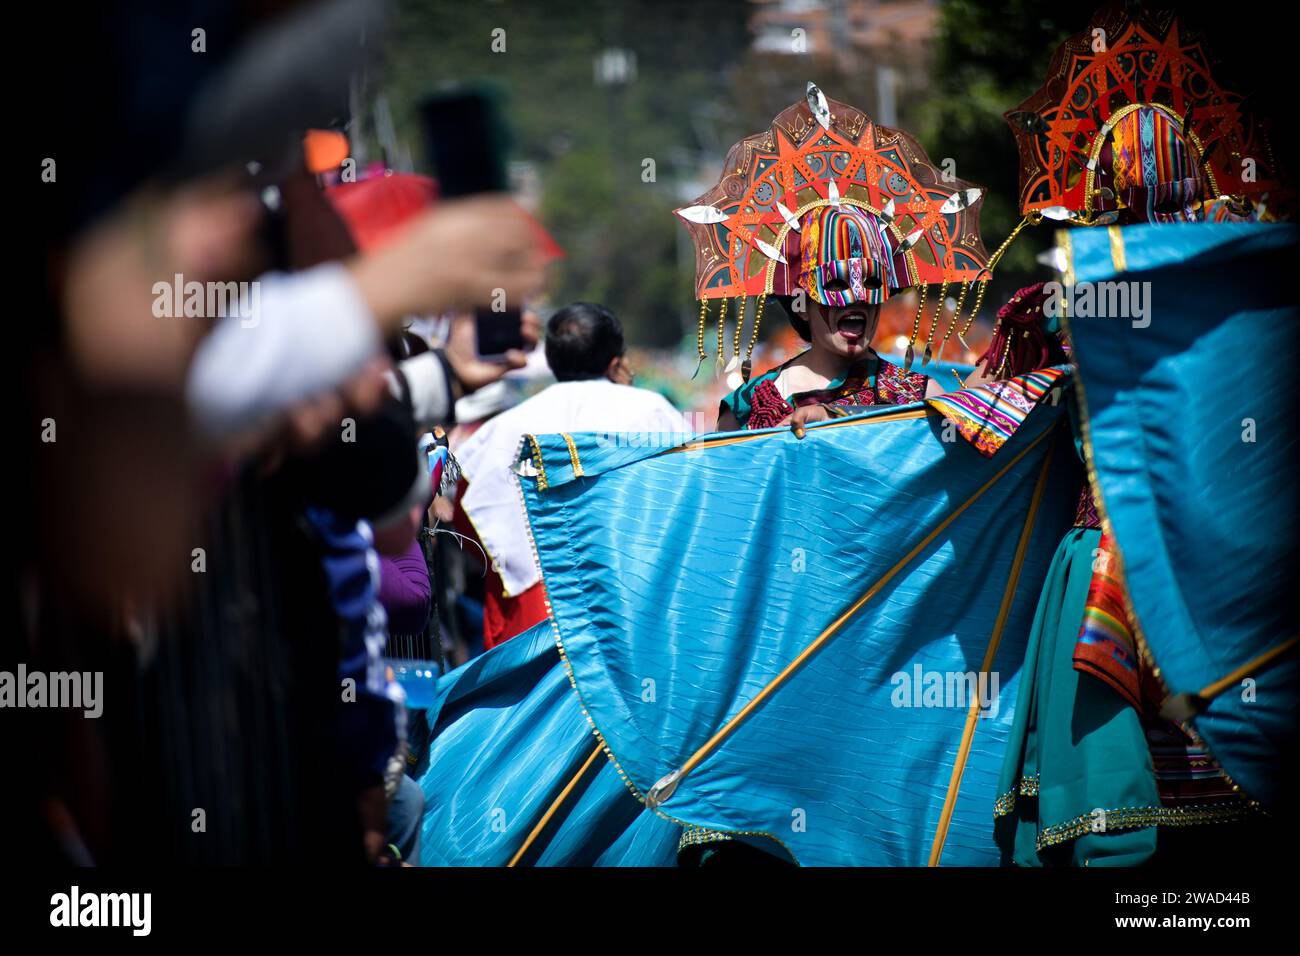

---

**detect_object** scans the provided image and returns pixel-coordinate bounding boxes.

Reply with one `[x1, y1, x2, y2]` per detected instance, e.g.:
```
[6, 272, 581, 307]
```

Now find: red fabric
[746, 378, 794, 430]
[325, 174, 439, 253]
[450, 476, 548, 650]
[325, 172, 565, 258]
[483, 573, 548, 651]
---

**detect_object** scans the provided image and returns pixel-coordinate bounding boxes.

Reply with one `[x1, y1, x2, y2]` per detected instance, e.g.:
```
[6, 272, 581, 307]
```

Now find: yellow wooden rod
[507, 740, 605, 867]
[928, 438, 1056, 865]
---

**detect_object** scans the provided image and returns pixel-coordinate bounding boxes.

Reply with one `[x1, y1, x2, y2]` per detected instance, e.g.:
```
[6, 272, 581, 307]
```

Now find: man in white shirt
[455, 302, 688, 648]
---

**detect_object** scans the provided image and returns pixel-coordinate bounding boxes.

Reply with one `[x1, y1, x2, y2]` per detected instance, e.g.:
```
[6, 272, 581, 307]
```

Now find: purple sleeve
[377, 537, 432, 636]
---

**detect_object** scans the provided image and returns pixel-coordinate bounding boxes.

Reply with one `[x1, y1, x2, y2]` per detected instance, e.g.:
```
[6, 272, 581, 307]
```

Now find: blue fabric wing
[1064, 221, 1299, 808]
[522, 397, 1076, 865]
[417, 621, 680, 866]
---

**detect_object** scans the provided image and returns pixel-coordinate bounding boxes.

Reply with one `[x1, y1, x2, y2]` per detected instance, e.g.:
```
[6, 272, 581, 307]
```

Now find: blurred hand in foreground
[348, 195, 547, 332]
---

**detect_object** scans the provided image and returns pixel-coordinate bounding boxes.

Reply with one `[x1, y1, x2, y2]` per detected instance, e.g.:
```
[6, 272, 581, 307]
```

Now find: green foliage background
[376, 0, 749, 348]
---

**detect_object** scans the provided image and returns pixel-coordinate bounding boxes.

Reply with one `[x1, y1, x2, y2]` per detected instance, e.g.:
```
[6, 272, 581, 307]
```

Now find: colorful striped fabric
[1073, 482, 1102, 529]
[1072, 532, 1240, 806]
[742, 353, 927, 430]
[1072, 530, 1241, 807]
[925, 366, 1067, 457]
[1106, 105, 1204, 223]
[797, 205, 898, 306]
[1144, 717, 1242, 806]
[1072, 530, 1142, 709]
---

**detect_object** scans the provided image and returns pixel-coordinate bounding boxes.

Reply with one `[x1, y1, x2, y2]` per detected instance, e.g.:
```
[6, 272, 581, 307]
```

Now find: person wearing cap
[987, 5, 1288, 867]
[674, 83, 1003, 865]
[668, 84, 1000, 444]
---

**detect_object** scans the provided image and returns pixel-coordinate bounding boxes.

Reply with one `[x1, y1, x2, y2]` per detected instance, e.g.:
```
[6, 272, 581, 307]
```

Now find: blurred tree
[374, 0, 749, 347]
[915, 0, 1079, 311]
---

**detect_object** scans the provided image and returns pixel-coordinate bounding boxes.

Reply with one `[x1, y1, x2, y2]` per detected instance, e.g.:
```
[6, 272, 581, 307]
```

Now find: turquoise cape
[419, 388, 1080, 865]
[1063, 221, 1299, 809]
[415, 620, 680, 865]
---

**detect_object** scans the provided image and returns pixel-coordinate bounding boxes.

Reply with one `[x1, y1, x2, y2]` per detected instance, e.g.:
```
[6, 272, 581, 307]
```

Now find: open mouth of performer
[814, 283, 881, 356]
[833, 312, 869, 341]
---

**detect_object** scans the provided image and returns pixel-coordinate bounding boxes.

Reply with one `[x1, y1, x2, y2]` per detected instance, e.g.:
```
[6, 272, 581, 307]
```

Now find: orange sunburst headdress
[1006, 4, 1286, 226]
[675, 83, 992, 384]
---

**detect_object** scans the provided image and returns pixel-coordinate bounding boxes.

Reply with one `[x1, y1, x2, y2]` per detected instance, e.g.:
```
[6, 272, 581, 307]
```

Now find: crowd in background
[20, 0, 695, 866]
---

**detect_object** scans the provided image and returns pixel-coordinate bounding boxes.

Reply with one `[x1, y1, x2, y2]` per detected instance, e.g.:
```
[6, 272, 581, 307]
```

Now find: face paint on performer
[807, 286, 881, 360]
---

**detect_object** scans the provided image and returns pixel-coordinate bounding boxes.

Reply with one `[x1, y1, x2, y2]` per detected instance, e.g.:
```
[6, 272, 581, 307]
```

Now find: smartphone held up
[421, 85, 528, 363]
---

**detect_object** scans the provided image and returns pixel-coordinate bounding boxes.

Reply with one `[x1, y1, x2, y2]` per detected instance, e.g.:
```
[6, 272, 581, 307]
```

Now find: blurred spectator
[25, 0, 551, 866]
[379, 531, 434, 639]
